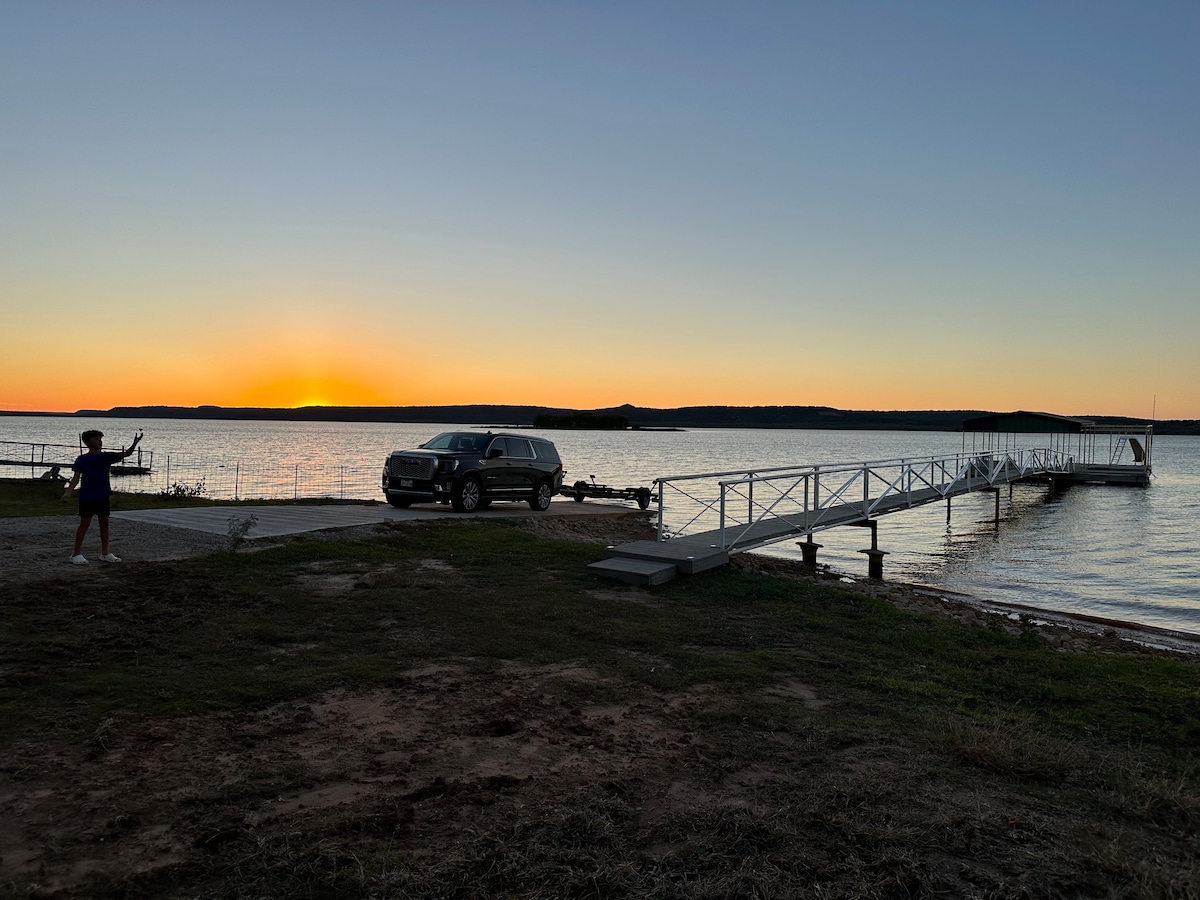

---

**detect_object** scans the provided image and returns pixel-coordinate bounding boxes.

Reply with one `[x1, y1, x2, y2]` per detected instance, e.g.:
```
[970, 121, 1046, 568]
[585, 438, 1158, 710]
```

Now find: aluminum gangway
[591, 447, 1074, 585]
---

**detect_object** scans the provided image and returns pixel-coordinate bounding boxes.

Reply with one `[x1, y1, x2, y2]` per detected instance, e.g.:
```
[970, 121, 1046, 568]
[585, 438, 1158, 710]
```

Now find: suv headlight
[437, 459, 459, 474]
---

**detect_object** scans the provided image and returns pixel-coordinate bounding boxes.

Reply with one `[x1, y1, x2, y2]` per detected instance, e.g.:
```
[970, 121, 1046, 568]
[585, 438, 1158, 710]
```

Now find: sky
[2, 2, 1197, 419]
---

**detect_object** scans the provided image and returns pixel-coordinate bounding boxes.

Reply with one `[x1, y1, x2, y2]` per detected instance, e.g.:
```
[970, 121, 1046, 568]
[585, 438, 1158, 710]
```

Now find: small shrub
[160, 478, 206, 499]
[226, 514, 258, 552]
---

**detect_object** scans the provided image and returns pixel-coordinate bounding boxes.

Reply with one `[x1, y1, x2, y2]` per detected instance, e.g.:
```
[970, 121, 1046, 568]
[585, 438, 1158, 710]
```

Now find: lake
[4, 414, 1197, 637]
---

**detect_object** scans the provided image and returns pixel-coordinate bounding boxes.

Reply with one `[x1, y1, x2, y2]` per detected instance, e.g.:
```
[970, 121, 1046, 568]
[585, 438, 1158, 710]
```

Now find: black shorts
[79, 497, 111, 519]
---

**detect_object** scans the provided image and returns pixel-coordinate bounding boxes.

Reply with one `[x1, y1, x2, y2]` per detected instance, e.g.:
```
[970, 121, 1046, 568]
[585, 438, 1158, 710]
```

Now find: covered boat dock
[961, 411, 1152, 486]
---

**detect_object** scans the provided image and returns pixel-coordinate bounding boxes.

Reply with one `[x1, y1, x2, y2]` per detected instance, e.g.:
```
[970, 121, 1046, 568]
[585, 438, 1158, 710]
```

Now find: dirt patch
[0, 516, 229, 586]
[513, 509, 657, 546]
[1, 663, 727, 895]
[295, 561, 399, 594]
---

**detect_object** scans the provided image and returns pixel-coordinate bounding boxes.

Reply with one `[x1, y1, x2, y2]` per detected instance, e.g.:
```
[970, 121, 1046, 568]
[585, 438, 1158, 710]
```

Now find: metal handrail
[656, 448, 1074, 549]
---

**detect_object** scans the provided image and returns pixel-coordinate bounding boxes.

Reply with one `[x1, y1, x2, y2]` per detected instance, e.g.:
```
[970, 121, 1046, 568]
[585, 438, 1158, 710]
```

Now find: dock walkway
[594, 413, 1154, 586]
[592, 450, 1072, 585]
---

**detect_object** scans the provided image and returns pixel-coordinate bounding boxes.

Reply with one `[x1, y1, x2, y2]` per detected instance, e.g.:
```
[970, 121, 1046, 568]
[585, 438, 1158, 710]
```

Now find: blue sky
[3, 1, 1197, 417]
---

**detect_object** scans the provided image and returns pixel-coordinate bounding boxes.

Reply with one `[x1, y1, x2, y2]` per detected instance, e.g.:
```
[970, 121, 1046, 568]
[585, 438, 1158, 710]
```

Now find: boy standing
[63, 429, 143, 564]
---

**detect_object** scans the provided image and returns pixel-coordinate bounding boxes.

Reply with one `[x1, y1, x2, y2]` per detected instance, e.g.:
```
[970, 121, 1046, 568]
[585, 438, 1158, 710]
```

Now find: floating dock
[0, 440, 154, 477]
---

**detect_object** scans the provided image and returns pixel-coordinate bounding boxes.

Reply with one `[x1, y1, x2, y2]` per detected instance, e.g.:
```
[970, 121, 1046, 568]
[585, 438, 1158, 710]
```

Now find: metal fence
[0, 444, 382, 502]
[147, 456, 382, 501]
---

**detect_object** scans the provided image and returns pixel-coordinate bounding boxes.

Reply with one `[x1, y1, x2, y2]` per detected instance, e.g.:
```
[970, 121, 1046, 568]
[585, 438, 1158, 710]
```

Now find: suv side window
[532, 440, 559, 463]
[505, 437, 534, 459]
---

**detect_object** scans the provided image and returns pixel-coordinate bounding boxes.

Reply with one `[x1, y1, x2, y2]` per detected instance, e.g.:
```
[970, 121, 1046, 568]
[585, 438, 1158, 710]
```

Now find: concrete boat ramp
[112, 499, 637, 539]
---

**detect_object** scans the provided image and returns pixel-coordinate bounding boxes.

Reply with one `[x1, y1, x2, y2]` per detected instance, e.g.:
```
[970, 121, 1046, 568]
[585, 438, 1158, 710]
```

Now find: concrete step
[588, 557, 679, 586]
[602, 539, 729, 576]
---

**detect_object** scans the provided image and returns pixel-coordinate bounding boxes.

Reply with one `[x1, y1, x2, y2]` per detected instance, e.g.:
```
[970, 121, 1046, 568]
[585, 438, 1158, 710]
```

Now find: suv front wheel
[451, 476, 483, 513]
[528, 479, 554, 511]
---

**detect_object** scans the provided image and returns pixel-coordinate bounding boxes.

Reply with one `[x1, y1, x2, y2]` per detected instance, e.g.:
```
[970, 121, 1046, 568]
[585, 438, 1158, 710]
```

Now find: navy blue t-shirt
[72, 452, 119, 501]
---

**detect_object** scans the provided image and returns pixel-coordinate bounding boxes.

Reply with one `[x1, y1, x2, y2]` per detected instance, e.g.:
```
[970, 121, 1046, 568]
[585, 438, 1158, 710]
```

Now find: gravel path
[0, 516, 230, 584]
[0, 510, 658, 586]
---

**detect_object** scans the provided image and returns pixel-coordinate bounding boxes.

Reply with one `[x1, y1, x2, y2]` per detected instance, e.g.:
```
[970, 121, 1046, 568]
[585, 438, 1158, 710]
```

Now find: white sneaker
[99, 553, 122, 563]
[71, 554, 88, 565]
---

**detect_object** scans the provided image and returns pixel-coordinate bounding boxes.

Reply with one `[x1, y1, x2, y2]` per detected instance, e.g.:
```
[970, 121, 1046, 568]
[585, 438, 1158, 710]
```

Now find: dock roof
[961, 411, 1091, 433]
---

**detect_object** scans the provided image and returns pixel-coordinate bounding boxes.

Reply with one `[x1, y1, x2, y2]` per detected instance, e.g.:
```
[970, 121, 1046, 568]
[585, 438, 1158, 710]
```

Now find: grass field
[1, 480, 1198, 898]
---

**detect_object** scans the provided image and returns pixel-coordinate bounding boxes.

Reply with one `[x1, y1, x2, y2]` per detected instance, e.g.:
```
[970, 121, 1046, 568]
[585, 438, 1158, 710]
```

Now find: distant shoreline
[3, 404, 1195, 434]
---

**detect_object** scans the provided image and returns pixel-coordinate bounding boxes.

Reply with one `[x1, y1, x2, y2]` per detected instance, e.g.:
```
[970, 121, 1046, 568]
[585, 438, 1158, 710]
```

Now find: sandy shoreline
[934, 590, 1200, 656]
[877, 579, 1200, 656]
[732, 553, 1200, 657]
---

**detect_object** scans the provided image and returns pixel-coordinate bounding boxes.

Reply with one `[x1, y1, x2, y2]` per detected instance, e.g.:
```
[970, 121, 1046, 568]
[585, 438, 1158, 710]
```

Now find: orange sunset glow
[2, 5, 1198, 421]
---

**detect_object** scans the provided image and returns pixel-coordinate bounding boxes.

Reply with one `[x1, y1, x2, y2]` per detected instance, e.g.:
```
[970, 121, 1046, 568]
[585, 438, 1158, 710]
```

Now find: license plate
[399, 478, 413, 487]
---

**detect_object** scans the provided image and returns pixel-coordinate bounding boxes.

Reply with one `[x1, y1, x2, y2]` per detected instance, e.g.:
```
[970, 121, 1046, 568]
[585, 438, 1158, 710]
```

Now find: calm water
[5, 415, 1198, 636]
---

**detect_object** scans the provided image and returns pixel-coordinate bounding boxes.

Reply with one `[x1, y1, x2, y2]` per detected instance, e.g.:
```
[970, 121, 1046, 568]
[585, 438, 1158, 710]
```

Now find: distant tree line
[532, 411, 630, 430]
[19, 403, 1196, 434]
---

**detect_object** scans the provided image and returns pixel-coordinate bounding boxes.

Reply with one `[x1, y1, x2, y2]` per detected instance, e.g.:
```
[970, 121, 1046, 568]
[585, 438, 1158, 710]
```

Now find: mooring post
[797, 534, 823, 570]
[656, 480, 664, 540]
[861, 548, 887, 580]
[854, 519, 888, 580]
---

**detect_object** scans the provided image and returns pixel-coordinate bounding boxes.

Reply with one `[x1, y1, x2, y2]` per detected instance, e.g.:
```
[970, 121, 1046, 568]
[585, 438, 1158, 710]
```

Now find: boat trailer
[563, 476, 655, 509]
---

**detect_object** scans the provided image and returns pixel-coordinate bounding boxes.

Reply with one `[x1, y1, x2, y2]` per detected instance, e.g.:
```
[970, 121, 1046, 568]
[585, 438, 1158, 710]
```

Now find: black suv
[382, 431, 564, 513]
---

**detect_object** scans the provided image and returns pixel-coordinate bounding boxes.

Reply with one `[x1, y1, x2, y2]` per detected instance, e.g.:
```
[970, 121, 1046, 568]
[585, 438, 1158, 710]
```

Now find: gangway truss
[650, 447, 1072, 555]
[589, 447, 1072, 586]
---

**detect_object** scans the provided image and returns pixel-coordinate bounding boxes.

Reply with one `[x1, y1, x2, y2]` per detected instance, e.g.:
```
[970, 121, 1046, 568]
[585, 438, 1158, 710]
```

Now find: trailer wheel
[635, 487, 652, 510]
[572, 480, 588, 502]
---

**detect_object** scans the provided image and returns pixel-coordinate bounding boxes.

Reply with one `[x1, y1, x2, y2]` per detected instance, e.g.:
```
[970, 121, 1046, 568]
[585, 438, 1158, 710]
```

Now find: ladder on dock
[591, 448, 1073, 586]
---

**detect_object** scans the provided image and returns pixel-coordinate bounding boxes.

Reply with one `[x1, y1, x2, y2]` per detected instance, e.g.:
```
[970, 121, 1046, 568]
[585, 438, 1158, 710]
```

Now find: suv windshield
[421, 432, 490, 452]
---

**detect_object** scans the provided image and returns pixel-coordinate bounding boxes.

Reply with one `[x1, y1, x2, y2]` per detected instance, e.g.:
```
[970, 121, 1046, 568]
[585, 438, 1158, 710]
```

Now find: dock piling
[854, 520, 888, 580]
[984, 487, 1001, 524]
[860, 548, 888, 580]
[798, 535, 823, 570]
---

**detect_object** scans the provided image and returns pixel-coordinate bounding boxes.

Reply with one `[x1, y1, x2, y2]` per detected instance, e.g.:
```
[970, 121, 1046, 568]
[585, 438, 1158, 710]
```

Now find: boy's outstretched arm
[117, 431, 143, 459]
